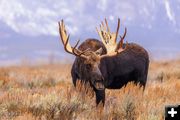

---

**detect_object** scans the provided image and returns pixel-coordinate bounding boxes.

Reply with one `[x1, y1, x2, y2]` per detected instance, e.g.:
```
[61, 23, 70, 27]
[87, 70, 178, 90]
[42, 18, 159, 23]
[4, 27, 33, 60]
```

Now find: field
[0, 59, 180, 120]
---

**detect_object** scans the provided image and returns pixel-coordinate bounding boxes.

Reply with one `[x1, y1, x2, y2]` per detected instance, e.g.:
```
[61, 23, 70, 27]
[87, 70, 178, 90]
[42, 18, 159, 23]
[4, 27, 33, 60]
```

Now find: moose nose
[94, 79, 105, 90]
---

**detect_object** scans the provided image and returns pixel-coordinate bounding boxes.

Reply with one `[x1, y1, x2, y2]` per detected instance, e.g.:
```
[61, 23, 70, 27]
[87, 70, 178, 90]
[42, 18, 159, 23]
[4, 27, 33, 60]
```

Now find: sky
[0, 0, 180, 65]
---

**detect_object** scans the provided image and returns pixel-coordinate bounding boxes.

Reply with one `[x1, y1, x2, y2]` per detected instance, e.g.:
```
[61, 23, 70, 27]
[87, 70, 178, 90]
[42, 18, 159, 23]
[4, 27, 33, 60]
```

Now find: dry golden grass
[0, 60, 180, 120]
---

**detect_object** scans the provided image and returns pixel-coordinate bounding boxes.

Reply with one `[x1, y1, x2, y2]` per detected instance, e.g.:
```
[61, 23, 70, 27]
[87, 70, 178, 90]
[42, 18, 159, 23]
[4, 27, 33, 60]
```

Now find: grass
[0, 60, 180, 120]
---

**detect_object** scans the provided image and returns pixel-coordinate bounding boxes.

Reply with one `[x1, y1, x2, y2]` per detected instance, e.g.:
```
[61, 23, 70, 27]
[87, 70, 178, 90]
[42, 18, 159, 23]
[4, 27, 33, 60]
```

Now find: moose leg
[71, 68, 78, 87]
[137, 63, 149, 90]
[137, 75, 147, 90]
[95, 89, 105, 106]
[71, 73, 78, 87]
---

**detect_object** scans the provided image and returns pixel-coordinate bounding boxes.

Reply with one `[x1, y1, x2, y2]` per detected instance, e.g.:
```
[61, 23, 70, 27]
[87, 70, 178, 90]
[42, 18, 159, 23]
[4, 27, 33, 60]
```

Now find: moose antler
[58, 20, 89, 59]
[96, 18, 127, 55]
[117, 27, 127, 52]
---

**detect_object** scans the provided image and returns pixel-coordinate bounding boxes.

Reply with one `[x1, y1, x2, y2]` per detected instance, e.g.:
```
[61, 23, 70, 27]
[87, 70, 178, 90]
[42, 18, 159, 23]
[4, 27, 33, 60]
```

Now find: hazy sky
[0, 0, 180, 65]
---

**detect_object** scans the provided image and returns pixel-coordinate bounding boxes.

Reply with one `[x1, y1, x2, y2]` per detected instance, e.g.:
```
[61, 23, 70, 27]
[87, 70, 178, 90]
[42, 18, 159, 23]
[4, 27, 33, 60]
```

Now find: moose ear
[95, 47, 103, 55]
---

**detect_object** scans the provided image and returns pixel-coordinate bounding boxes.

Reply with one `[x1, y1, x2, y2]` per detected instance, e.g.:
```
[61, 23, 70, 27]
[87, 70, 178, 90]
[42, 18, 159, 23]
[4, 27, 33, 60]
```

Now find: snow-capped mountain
[0, 0, 180, 65]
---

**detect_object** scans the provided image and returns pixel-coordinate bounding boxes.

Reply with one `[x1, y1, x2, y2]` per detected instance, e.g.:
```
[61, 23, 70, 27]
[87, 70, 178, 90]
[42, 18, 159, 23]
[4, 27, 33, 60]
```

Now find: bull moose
[58, 18, 149, 106]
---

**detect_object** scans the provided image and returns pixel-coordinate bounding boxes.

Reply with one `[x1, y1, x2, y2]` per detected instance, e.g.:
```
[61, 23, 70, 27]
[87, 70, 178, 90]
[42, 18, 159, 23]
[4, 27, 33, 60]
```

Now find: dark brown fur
[71, 39, 149, 106]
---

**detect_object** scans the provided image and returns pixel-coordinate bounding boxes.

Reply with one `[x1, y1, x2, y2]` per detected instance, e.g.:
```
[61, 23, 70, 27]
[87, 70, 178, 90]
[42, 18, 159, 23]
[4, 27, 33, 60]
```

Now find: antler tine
[64, 34, 73, 54]
[120, 27, 127, 41]
[118, 27, 127, 49]
[60, 20, 69, 44]
[119, 37, 123, 49]
[99, 24, 104, 33]
[105, 18, 110, 32]
[115, 18, 120, 43]
[122, 27, 127, 39]
[72, 39, 80, 55]
[58, 21, 64, 44]
[101, 21, 105, 31]
[96, 26, 106, 45]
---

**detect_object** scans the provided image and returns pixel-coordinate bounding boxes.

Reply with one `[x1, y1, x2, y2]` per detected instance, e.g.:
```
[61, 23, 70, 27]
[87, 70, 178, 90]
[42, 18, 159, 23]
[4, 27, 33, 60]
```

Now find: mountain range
[0, 0, 180, 65]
